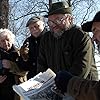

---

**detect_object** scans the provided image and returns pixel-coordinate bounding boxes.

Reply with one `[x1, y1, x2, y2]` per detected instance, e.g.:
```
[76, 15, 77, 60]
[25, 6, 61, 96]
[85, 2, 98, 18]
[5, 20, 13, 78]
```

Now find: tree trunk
[0, 0, 9, 28]
[49, 0, 52, 8]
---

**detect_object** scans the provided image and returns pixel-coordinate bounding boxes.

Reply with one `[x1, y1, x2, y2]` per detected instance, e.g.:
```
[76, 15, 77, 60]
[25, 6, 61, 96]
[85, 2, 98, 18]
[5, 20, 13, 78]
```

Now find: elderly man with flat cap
[37, 1, 98, 100]
[54, 11, 100, 100]
[18, 16, 46, 79]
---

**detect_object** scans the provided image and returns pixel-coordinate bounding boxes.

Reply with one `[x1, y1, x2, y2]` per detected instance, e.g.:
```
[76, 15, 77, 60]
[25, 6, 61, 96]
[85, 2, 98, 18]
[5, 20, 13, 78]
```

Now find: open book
[13, 68, 56, 100]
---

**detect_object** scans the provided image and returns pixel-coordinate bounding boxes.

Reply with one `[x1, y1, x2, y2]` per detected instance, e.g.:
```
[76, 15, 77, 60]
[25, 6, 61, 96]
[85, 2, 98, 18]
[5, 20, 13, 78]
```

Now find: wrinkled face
[28, 20, 44, 37]
[48, 14, 72, 34]
[0, 35, 12, 51]
[92, 22, 100, 53]
[92, 22, 100, 44]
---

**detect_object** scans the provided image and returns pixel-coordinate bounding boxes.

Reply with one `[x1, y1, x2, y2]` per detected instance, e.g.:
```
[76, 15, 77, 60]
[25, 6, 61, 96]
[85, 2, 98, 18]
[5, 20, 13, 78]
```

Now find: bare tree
[49, 0, 52, 8]
[8, 0, 99, 47]
[0, 0, 9, 28]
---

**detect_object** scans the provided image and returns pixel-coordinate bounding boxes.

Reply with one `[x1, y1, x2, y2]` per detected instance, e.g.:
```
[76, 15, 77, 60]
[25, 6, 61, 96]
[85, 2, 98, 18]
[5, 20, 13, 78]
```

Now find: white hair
[0, 28, 15, 44]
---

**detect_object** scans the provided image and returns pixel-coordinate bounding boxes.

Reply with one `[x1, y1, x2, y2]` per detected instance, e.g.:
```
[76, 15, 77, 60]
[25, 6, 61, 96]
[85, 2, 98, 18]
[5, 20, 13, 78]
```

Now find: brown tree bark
[49, 0, 52, 8]
[0, 0, 9, 28]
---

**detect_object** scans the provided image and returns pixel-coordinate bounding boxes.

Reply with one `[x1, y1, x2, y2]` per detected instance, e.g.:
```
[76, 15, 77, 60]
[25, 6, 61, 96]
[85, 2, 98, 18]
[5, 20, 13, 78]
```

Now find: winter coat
[67, 76, 100, 100]
[37, 25, 98, 80]
[18, 29, 46, 79]
[0, 45, 27, 100]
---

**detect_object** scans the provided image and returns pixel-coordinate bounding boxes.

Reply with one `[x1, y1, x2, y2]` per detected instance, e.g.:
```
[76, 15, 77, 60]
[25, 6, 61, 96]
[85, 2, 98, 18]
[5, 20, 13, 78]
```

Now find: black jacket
[0, 45, 19, 100]
[18, 29, 46, 79]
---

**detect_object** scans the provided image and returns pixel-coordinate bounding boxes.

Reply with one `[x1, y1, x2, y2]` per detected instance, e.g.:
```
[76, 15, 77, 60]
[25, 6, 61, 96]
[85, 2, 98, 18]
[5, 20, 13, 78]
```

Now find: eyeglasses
[48, 16, 67, 26]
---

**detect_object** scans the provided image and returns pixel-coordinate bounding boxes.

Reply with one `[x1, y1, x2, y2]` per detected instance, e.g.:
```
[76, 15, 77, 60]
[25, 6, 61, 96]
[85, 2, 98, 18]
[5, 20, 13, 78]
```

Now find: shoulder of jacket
[23, 36, 32, 43]
[71, 25, 89, 37]
[70, 25, 82, 33]
[40, 31, 52, 44]
[42, 31, 51, 38]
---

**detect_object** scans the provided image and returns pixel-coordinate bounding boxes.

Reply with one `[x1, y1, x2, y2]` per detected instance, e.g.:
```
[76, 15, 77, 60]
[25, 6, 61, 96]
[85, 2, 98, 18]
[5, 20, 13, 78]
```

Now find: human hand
[2, 59, 11, 69]
[55, 71, 73, 94]
[0, 75, 7, 83]
[0, 60, 10, 75]
[20, 42, 29, 61]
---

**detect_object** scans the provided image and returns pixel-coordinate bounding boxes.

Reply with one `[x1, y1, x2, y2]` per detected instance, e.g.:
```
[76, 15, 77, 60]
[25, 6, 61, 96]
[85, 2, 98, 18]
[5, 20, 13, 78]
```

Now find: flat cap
[26, 16, 43, 27]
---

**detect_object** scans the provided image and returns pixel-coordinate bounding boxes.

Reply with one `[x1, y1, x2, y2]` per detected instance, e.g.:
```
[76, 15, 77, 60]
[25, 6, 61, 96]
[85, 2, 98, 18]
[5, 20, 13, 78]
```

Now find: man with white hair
[0, 28, 26, 100]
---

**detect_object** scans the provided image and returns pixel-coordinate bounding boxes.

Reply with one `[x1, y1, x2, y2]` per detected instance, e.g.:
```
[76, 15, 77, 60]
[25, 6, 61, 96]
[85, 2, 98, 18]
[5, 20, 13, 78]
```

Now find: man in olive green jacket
[37, 1, 98, 80]
[55, 11, 100, 100]
[38, 1, 98, 100]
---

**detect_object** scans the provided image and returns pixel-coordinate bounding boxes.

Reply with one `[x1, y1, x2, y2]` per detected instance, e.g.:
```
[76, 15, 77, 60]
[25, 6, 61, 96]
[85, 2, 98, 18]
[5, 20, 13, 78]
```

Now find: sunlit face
[48, 14, 72, 34]
[0, 35, 12, 51]
[92, 22, 100, 54]
[92, 22, 100, 44]
[28, 20, 44, 38]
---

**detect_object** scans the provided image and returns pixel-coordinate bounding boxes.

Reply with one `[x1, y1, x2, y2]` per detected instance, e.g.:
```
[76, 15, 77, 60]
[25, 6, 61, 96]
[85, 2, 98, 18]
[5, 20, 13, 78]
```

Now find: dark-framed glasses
[48, 16, 67, 26]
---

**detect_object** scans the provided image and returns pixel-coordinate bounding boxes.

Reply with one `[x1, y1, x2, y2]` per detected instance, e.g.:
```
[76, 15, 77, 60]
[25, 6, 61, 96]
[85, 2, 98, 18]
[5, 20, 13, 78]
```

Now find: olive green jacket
[10, 61, 27, 83]
[37, 25, 98, 80]
[10, 61, 27, 100]
[67, 76, 100, 100]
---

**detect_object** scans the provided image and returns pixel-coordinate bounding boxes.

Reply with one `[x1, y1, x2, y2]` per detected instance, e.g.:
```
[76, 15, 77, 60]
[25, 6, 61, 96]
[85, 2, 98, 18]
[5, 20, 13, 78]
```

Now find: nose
[30, 28, 36, 32]
[3, 40, 8, 45]
[33, 26, 37, 30]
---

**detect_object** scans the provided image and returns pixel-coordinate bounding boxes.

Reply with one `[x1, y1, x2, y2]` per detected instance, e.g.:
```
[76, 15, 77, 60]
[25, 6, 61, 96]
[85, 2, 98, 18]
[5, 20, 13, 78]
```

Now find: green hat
[82, 11, 100, 32]
[26, 16, 43, 27]
[45, 1, 72, 17]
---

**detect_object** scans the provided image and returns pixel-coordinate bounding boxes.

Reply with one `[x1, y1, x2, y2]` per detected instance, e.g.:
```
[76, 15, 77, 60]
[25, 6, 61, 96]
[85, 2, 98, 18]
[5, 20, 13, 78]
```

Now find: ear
[62, 19, 66, 24]
[68, 16, 73, 24]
